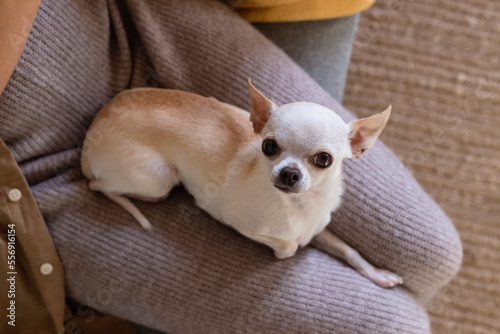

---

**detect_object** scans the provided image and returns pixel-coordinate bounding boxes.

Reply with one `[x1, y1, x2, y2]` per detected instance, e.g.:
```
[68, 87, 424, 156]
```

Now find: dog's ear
[348, 106, 391, 159]
[248, 78, 277, 133]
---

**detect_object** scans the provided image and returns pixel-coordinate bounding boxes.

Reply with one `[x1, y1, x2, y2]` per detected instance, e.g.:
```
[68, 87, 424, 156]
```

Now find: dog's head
[248, 79, 391, 194]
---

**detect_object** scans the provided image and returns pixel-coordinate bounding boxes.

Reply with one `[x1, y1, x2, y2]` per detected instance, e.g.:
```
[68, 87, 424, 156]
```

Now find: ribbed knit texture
[344, 1, 500, 333]
[0, 0, 462, 333]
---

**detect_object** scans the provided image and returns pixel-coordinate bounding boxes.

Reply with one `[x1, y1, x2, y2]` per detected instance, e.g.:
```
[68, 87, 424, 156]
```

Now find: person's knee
[403, 210, 463, 296]
[330, 148, 463, 297]
[330, 184, 463, 296]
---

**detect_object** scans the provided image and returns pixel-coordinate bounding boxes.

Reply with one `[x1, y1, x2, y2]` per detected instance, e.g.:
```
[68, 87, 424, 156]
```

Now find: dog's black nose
[279, 167, 301, 186]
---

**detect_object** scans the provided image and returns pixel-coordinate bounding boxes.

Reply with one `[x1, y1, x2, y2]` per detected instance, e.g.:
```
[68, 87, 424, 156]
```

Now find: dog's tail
[102, 192, 153, 230]
[82, 155, 153, 230]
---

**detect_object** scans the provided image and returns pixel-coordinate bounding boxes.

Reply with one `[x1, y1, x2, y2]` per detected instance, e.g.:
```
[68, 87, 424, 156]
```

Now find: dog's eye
[314, 152, 333, 168]
[262, 139, 279, 156]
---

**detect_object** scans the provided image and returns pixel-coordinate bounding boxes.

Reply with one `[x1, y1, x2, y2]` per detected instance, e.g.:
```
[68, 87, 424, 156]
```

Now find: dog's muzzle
[274, 167, 301, 193]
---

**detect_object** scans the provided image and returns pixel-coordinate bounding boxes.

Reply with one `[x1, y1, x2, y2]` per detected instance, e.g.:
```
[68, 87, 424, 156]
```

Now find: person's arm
[0, 0, 41, 95]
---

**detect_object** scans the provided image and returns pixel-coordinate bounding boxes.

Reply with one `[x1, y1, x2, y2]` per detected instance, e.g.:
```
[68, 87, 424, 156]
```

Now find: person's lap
[0, 0, 461, 333]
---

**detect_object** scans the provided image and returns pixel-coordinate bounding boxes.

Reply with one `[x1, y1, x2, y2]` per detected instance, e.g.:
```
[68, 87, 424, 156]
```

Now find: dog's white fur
[81, 79, 402, 288]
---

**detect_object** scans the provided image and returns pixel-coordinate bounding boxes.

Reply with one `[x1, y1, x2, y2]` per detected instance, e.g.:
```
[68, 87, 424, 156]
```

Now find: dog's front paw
[361, 268, 403, 288]
[273, 241, 298, 260]
[274, 249, 295, 260]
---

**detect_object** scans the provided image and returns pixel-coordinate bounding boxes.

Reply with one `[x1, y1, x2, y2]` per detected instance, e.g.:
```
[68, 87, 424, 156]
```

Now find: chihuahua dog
[81, 79, 402, 288]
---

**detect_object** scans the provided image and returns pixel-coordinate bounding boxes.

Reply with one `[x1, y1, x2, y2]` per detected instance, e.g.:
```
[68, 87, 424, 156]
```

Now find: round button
[40, 263, 54, 275]
[8, 188, 22, 202]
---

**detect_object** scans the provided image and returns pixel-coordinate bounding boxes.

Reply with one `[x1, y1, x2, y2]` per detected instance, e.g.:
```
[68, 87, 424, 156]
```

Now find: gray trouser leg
[253, 14, 360, 103]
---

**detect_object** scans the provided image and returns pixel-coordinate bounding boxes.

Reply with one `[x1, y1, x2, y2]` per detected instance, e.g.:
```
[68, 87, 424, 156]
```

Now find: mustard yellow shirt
[235, 0, 375, 22]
